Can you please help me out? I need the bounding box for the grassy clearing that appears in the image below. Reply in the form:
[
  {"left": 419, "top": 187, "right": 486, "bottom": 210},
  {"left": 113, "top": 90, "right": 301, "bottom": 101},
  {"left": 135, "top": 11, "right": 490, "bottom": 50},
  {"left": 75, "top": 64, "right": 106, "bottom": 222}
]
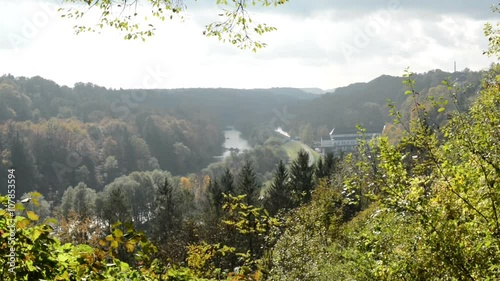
[{"left": 282, "top": 140, "right": 320, "bottom": 164}]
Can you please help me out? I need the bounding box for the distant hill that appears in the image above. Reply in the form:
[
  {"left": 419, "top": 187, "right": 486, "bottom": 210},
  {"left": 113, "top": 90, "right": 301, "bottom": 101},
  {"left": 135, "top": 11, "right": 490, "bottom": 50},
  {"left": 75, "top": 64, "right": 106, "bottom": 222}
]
[
  {"left": 259, "top": 87, "right": 317, "bottom": 100},
  {"left": 299, "top": 88, "right": 337, "bottom": 95},
  {"left": 288, "top": 69, "right": 484, "bottom": 138},
  {"left": 299, "top": 88, "right": 325, "bottom": 95}
]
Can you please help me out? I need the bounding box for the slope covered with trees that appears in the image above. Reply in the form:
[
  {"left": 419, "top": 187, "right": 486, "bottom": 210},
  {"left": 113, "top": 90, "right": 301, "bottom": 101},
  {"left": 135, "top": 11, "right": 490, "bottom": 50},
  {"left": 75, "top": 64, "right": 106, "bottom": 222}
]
[
  {"left": 288, "top": 69, "right": 483, "bottom": 144},
  {"left": 0, "top": 76, "right": 313, "bottom": 198}
]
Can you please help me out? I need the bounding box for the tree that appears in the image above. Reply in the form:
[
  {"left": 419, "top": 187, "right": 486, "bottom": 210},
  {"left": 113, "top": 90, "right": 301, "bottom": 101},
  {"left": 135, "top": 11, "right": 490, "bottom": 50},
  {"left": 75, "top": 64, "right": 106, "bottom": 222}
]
[
  {"left": 60, "top": 182, "right": 97, "bottom": 219},
  {"left": 300, "top": 123, "right": 314, "bottom": 145},
  {"left": 338, "top": 57, "right": 500, "bottom": 278},
  {"left": 208, "top": 178, "right": 223, "bottom": 220},
  {"left": 7, "top": 129, "right": 39, "bottom": 195},
  {"left": 96, "top": 184, "right": 132, "bottom": 227},
  {"left": 235, "top": 160, "right": 260, "bottom": 206},
  {"left": 152, "top": 177, "right": 178, "bottom": 241},
  {"left": 315, "top": 152, "right": 338, "bottom": 180},
  {"left": 289, "top": 149, "right": 314, "bottom": 205},
  {"left": 265, "top": 159, "right": 292, "bottom": 215},
  {"left": 315, "top": 156, "right": 325, "bottom": 179},
  {"left": 0, "top": 82, "right": 33, "bottom": 121},
  {"left": 75, "top": 165, "right": 90, "bottom": 184},
  {"left": 219, "top": 167, "right": 235, "bottom": 195},
  {"left": 484, "top": 4, "right": 500, "bottom": 60},
  {"left": 103, "top": 155, "right": 120, "bottom": 184},
  {"left": 59, "top": 0, "right": 289, "bottom": 51}
]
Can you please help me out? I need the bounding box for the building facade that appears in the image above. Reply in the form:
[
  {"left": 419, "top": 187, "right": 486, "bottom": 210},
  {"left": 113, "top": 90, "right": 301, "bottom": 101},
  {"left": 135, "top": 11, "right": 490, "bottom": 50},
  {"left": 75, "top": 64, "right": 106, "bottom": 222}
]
[{"left": 316, "top": 126, "right": 385, "bottom": 155}]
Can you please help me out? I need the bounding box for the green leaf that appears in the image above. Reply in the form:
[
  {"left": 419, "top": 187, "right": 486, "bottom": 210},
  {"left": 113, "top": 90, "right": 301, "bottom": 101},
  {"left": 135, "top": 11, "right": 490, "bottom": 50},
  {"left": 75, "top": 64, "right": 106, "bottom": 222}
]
[
  {"left": 438, "top": 107, "right": 445, "bottom": 113},
  {"left": 57, "top": 253, "right": 71, "bottom": 262}
]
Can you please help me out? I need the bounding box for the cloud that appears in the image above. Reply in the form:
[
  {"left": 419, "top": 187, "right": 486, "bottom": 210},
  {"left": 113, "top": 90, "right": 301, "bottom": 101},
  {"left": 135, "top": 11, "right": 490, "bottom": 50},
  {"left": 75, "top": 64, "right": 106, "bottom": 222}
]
[
  {"left": 0, "top": 0, "right": 497, "bottom": 90},
  {"left": 267, "top": 0, "right": 499, "bottom": 20}
]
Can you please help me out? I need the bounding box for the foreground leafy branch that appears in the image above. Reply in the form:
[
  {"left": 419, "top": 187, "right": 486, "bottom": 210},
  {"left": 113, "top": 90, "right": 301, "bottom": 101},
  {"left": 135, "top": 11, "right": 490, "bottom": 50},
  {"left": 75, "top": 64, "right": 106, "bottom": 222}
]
[{"left": 59, "top": 0, "right": 288, "bottom": 51}]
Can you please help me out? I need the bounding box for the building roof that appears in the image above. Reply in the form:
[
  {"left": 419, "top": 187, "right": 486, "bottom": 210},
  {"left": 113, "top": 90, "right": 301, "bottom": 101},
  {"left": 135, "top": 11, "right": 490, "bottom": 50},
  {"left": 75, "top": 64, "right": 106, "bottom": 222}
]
[{"left": 329, "top": 125, "right": 385, "bottom": 135}]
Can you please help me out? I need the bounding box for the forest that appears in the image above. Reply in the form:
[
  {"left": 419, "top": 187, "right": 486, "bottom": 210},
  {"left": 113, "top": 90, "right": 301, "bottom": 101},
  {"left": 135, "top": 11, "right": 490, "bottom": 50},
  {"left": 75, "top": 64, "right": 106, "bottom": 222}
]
[{"left": 1, "top": 1, "right": 500, "bottom": 281}]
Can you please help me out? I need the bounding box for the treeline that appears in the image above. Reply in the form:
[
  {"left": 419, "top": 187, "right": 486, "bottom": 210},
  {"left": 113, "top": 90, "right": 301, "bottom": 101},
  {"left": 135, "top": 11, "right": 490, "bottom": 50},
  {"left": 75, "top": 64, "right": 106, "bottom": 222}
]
[
  {"left": 288, "top": 68, "right": 483, "bottom": 144},
  {"left": 0, "top": 113, "right": 223, "bottom": 199},
  {"left": 0, "top": 76, "right": 314, "bottom": 200},
  {"left": 1, "top": 68, "right": 484, "bottom": 201}
]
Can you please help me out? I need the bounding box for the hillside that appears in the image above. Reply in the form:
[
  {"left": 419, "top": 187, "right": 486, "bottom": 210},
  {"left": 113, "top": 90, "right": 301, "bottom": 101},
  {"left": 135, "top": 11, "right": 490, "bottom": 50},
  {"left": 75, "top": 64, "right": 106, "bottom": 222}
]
[{"left": 286, "top": 69, "right": 483, "bottom": 141}]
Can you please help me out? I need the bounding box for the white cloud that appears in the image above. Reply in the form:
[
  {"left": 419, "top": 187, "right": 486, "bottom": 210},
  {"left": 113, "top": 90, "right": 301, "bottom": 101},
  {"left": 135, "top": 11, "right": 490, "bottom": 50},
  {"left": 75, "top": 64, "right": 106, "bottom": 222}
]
[{"left": 0, "top": 0, "right": 497, "bottom": 90}]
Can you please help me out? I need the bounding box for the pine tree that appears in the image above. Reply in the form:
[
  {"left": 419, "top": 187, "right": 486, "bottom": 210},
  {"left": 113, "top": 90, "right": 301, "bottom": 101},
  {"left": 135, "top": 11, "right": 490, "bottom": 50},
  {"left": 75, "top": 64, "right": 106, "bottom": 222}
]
[
  {"left": 208, "top": 178, "right": 223, "bottom": 219},
  {"left": 324, "top": 152, "right": 337, "bottom": 175},
  {"left": 236, "top": 160, "right": 260, "bottom": 206},
  {"left": 153, "top": 177, "right": 177, "bottom": 240},
  {"left": 219, "top": 167, "right": 235, "bottom": 195},
  {"left": 9, "top": 130, "right": 39, "bottom": 195},
  {"left": 315, "top": 156, "right": 325, "bottom": 179},
  {"left": 316, "top": 152, "right": 338, "bottom": 180},
  {"left": 265, "top": 160, "right": 291, "bottom": 215},
  {"left": 289, "top": 149, "right": 314, "bottom": 205}
]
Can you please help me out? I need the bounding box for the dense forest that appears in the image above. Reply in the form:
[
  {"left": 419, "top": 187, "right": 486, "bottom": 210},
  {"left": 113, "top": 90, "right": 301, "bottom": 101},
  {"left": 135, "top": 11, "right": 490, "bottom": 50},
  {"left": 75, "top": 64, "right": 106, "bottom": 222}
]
[
  {"left": 0, "top": 63, "right": 498, "bottom": 280},
  {"left": 1, "top": 2, "right": 500, "bottom": 280}
]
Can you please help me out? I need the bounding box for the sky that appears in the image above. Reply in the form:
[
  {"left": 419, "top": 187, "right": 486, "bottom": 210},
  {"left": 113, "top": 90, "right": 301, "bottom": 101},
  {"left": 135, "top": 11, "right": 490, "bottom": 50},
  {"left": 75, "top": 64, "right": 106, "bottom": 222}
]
[{"left": 0, "top": 0, "right": 498, "bottom": 90}]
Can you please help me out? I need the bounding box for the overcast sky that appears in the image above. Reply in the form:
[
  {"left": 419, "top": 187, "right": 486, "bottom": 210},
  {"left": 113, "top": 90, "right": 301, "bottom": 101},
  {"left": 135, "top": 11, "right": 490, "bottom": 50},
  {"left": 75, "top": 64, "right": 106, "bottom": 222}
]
[{"left": 0, "top": 0, "right": 498, "bottom": 90}]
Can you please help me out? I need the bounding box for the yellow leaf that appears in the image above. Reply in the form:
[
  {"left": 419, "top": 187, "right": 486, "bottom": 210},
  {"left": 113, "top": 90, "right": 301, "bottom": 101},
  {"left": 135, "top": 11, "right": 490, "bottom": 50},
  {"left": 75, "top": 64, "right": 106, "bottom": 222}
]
[
  {"left": 113, "top": 228, "right": 124, "bottom": 238},
  {"left": 32, "top": 229, "right": 42, "bottom": 241},
  {"left": 125, "top": 242, "right": 135, "bottom": 253},
  {"left": 16, "top": 217, "right": 30, "bottom": 229},
  {"left": 26, "top": 211, "right": 39, "bottom": 221},
  {"left": 44, "top": 217, "right": 58, "bottom": 225}
]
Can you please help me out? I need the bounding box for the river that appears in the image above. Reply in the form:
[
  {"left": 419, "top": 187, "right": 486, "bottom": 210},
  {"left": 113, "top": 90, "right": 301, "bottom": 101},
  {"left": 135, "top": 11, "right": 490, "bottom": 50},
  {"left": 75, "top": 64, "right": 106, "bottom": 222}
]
[{"left": 221, "top": 128, "right": 251, "bottom": 158}]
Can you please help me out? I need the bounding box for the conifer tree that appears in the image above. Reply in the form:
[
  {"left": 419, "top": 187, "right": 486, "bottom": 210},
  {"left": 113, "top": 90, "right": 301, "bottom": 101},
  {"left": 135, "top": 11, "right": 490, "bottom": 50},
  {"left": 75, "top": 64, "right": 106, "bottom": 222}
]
[
  {"left": 236, "top": 160, "right": 260, "bottom": 206},
  {"left": 219, "top": 167, "right": 235, "bottom": 195},
  {"left": 265, "top": 160, "right": 291, "bottom": 215},
  {"left": 208, "top": 178, "right": 223, "bottom": 219},
  {"left": 153, "top": 177, "right": 177, "bottom": 240},
  {"left": 316, "top": 152, "right": 338, "bottom": 180},
  {"left": 289, "top": 149, "right": 314, "bottom": 205}
]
